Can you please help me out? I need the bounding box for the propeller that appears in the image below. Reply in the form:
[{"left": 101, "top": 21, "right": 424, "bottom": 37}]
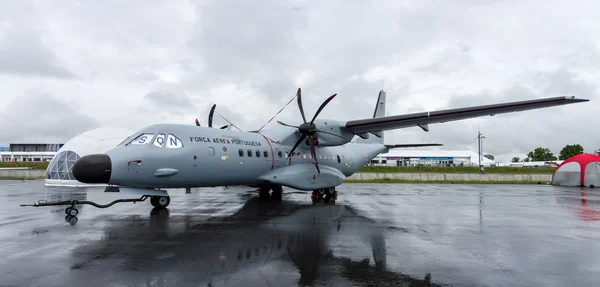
[
  {"left": 208, "top": 104, "right": 216, "bottom": 127},
  {"left": 277, "top": 88, "right": 338, "bottom": 173},
  {"left": 196, "top": 104, "right": 230, "bottom": 129}
]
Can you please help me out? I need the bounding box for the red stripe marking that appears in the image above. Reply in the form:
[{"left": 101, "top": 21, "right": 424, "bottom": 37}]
[{"left": 259, "top": 134, "right": 275, "bottom": 170}]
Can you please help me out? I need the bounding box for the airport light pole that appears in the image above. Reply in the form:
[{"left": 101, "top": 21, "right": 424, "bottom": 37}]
[{"left": 476, "top": 131, "right": 486, "bottom": 174}]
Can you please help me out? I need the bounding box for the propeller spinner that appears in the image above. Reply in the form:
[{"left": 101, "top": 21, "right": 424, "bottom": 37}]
[{"left": 277, "top": 88, "right": 338, "bottom": 173}]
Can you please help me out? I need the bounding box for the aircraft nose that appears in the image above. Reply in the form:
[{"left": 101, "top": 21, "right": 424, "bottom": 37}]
[{"left": 72, "top": 154, "right": 112, "bottom": 184}]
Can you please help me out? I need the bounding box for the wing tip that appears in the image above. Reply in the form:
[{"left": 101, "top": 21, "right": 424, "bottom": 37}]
[{"left": 565, "top": 96, "right": 590, "bottom": 103}]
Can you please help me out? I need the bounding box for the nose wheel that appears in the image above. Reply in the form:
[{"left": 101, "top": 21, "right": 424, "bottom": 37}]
[
  {"left": 150, "top": 196, "right": 170, "bottom": 209},
  {"left": 65, "top": 207, "right": 79, "bottom": 217}
]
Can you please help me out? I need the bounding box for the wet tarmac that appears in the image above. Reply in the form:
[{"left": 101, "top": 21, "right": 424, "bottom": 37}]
[{"left": 1, "top": 181, "right": 600, "bottom": 287}]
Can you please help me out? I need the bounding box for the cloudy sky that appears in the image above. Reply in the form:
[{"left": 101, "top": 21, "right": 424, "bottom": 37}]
[{"left": 0, "top": 0, "right": 598, "bottom": 162}]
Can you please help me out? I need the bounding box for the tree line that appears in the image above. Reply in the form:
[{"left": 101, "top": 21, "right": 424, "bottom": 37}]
[
  {"left": 481, "top": 144, "right": 588, "bottom": 163},
  {"left": 509, "top": 144, "right": 585, "bottom": 162}
]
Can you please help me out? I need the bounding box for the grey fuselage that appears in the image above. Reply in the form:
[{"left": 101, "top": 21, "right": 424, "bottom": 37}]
[{"left": 105, "top": 123, "right": 386, "bottom": 190}]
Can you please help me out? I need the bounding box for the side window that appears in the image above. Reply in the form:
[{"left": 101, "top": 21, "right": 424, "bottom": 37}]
[
  {"left": 129, "top": 133, "right": 154, "bottom": 145},
  {"left": 166, "top": 134, "right": 183, "bottom": 148},
  {"left": 285, "top": 152, "right": 289, "bottom": 158},
  {"left": 208, "top": 147, "right": 215, "bottom": 156},
  {"left": 153, "top": 134, "right": 165, "bottom": 147},
  {"left": 255, "top": 150, "right": 260, "bottom": 157},
  {"left": 238, "top": 149, "right": 244, "bottom": 157},
  {"left": 278, "top": 151, "right": 283, "bottom": 158},
  {"left": 263, "top": 150, "right": 268, "bottom": 157},
  {"left": 247, "top": 149, "right": 252, "bottom": 157},
  {"left": 337, "top": 154, "right": 341, "bottom": 163}
]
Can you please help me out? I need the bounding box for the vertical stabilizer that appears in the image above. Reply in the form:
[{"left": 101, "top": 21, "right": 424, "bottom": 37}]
[{"left": 355, "top": 90, "right": 386, "bottom": 144}]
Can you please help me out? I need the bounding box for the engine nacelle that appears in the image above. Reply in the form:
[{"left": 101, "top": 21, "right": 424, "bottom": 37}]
[{"left": 311, "top": 119, "right": 355, "bottom": 146}]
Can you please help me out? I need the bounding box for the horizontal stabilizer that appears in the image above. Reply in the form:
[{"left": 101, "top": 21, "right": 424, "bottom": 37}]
[{"left": 385, "top": 143, "right": 443, "bottom": 148}]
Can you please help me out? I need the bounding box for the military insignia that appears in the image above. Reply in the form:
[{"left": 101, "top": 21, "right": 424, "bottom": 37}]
[{"left": 220, "top": 153, "right": 230, "bottom": 164}]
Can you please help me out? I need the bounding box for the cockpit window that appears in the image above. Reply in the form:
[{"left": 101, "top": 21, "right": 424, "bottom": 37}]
[
  {"left": 153, "top": 134, "right": 165, "bottom": 147},
  {"left": 166, "top": 134, "right": 183, "bottom": 148},
  {"left": 129, "top": 133, "right": 155, "bottom": 145}
]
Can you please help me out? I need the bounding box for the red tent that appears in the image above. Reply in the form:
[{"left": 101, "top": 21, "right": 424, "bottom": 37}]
[{"left": 552, "top": 154, "right": 600, "bottom": 187}]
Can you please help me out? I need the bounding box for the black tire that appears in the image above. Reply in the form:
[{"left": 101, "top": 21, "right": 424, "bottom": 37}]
[
  {"left": 68, "top": 208, "right": 79, "bottom": 216},
  {"left": 271, "top": 186, "right": 283, "bottom": 201},
  {"left": 65, "top": 207, "right": 72, "bottom": 215},
  {"left": 150, "top": 196, "right": 158, "bottom": 207},
  {"left": 258, "top": 187, "right": 271, "bottom": 201},
  {"left": 152, "top": 196, "right": 170, "bottom": 209}
]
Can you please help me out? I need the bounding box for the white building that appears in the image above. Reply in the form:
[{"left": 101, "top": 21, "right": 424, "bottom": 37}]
[
  {"left": 0, "top": 143, "right": 62, "bottom": 162},
  {"left": 45, "top": 127, "right": 133, "bottom": 187},
  {"left": 371, "top": 149, "right": 496, "bottom": 167}
]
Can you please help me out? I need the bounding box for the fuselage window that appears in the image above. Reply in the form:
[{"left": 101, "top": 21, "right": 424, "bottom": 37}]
[
  {"left": 153, "top": 134, "right": 165, "bottom": 147},
  {"left": 277, "top": 151, "right": 283, "bottom": 158},
  {"left": 337, "top": 154, "right": 341, "bottom": 163},
  {"left": 129, "top": 133, "right": 154, "bottom": 145},
  {"left": 166, "top": 134, "right": 183, "bottom": 148},
  {"left": 285, "top": 152, "right": 289, "bottom": 158},
  {"left": 238, "top": 149, "right": 244, "bottom": 157},
  {"left": 209, "top": 147, "right": 215, "bottom": 156},
  {"left": 247, "top": 149, "right": 252, "bottom": 157},
  {"left": 263, "top": 150, "right": 268, "bottom": 157},
  {"left": 255, "top": 150, "right": 260, "bottom": 157}
]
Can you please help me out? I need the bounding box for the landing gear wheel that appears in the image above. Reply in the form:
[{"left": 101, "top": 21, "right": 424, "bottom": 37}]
[
  {"left": 271, "top": 186, "right": 283, "bottom": 201},
  {"left": 150, "top": 196, "right": 170, "bottom": 209},
  {"left": 65, "top": 215, "right": 78, "bottom": 225},
  {"left": 258, "top": 187, "right": 271, "bottom": 201},
  {"left": 312, "top": 187, "right": 337, "bottom": 205},
  {"left": 311, "top": 190, "right": 320, "bottom": 204},
  {"left": 65, "top": 207, "right": 79, "bottom": 216}
]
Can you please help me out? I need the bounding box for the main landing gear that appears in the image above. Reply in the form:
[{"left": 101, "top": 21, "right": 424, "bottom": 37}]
[
  {"left": 311, "top": 187, "right": 337, "bottom": 205},
  {"left": 258, "top": 185, "right": 283, "bottom": 201}
]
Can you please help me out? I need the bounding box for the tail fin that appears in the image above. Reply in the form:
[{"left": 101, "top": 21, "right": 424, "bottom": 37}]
[{"left": 355, "top": 90, "right": 386, "bottom": 144}]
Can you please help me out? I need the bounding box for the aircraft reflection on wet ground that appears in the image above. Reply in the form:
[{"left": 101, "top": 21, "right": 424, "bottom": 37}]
[
  {"left": 66, "top": 198, "right": 436, "bottom": 286},
  {"left": 3, "top": 181, "right": 600, "bottom": 286}
]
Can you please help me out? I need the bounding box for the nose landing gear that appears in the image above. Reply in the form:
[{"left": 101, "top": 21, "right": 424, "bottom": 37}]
[{"left": 150, "top": 196, "right": 170, "bottom": 209}]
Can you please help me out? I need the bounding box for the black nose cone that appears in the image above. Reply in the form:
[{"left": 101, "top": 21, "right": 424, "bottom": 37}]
[{"left": 72, "top": 154, "right": 112, "bottom": 184}]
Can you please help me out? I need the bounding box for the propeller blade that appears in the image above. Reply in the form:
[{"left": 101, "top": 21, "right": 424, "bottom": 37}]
[
  {"left": 315, "top": 128, "right": 347, "bottom": 139},
  {"left": 195, "top": 118, "right": 200, "bottom": 126},
  {"left": 308, "top": 135, "right": 320, "bottom": 173},
  {"left": 208, "top": 104, "right": 216, "bottom": 128},
  {"left": 296, "top": 88, "right": 307, "bottom": 123},
  {"left": 310, "top": 94, "right": 337, "bottom": 124},
  {"left": 287, "top": 134, "right": 307, "bottom": 160},
  {"left": 220, "top": 125, "right": 229, "bottom": 129},
  {"left": 277, "top": 121, "right": 299, "bottom": 128}
]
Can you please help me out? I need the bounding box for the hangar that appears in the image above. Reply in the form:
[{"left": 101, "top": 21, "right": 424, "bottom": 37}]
[
  {"left": 371, "top": 149, "right": 496, "bottom": 167},
  {"left": 44, "top": 127, "right": 133, "bottom": 187}
]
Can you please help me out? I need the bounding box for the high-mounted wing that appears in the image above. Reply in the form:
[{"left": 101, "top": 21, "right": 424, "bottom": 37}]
[
  {"left": 345, "top": 96, "right": 588, "bottom": 134},
  {"left": 385, "top": 143, "right": 443, "bottom": 148}
]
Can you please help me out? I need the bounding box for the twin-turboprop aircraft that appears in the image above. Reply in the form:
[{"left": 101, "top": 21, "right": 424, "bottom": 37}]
[{"left": 23, "top": 88, "right": 589, "bottom": 218}]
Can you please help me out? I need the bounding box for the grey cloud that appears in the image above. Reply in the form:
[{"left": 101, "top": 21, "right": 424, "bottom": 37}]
[
  {"left": 145, "top": 91, "right": 196, "bottom": 112},
  {"left": 412, "top": 44, "right": 473, "bottom": 75},
  {"left": 532, "top": 67, "right": 597, "bottom": 99},
  {"left": 0, "top": 25, "right": 76, "bottom": 79},
  {"left": 405, "top": 68, "right": 598, "bottom": 162},
  {"left": 0, "top": 93, "right": 99, "bottom": 143}
]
